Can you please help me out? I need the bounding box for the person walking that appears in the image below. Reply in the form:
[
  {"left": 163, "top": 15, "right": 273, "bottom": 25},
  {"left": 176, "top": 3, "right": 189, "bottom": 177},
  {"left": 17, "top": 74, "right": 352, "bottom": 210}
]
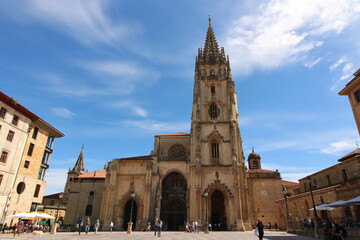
[
  {"left": 146, "top": 221, "right": 151, "bottom": 232},
  {"left": 154, "top": 218, "right": 159, "bottom": 236},
  {"left": 109, "top": 221, "right": 113, "bottom": 232},
  {"left": 256, "top": 219, "right": 264, "bottom": 240},
  {"left": 157, "top": 218, "right": 163, "bottom": 237},
  {"left": 85, "top": 217, "right": 91, "bottom": 234},
  {"left": 94, "top": 219, "right": 100, "bottom": 234},
  {"left": 78, "top": 218, "right": 85, "bottom": 235}
]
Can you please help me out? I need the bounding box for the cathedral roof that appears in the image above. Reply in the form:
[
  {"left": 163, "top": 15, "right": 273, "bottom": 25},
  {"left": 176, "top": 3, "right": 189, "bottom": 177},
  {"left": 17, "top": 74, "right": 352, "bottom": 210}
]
[
  {"left": 338, "top": 148, "right": 360, "bottom": 162},
  {"left": 281, "top": 180, "right": 299, "bottom": 187},
  {"left": 155, "top": 132, "right": 189, "bottom": 137},
  {"left": 115, "top": 155, "right": 154, "bottom": 161},
  {"left": 73, "top": 169, "right": 106, "bottom": 179},
  {"left": 247, "top": 169, "right": 275, "bottom": 173}
]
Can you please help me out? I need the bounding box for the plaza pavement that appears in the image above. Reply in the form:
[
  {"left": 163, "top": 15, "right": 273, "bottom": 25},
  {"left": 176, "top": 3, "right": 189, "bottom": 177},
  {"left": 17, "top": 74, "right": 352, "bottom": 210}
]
[{"left": 0, "top": 231, "right": 317, "bottom": 240}]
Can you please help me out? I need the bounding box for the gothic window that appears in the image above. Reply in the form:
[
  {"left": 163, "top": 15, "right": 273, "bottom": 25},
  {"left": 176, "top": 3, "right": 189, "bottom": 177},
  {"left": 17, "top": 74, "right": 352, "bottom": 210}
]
[
  {"left": 168, "top": 145, "right": 186, "bottom": 160},
  {"left": 211, "top": 86, "right": 215, "bottom": 96},
  {"left": 211, "top": 140, "right": 219, "bottom": 163},
  {"left": 85, "top": 205, "right": 93, "bottom": 216},
  {"left": 208, "top": 103, "right": 220, "bottom": 119}
]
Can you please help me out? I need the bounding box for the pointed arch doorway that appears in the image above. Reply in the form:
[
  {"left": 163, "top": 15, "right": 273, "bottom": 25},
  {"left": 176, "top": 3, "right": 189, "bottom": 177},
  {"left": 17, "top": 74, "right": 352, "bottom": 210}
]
[
  {"left": 210, "top": 190, "right": 226, "bottom": 230},
  {"left": 122, "top": 199, "right": 137, "bottom": 230},
  {"left": 161, "top": 172, "right": 187, "bottom": 231}
]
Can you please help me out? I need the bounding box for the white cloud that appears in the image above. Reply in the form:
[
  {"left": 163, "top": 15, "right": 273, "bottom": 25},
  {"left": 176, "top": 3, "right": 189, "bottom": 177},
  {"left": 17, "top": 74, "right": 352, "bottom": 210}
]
[
  {"left": 239, "top": 111, "right": 317, "bottom": 126},
  {"left": 107, "top": 100, "right": 148, "bottom": 118},
  {"left": 51, "top": 107, "right": 77, "bottom": 119},
  {"left": 320, "top": 139, "right": 358, "bottom": 155},
  {"left": 330, "top": 56, "right": 347, "bottom": 71},
  {"left": 44, "top": 168, "right": 68, "bottom": 195},
  {"left": 10, "top": 0, "right": 135, "bottom": 46},
  {"left": 116, "top": 119, "right": 189, "bottom": 133},
  {"left": 78, "top": 60, "right": 160, "bottom": 83},
  {"left": 329, "top": 57, "right": 356, "bottom": 91},
  {"left": 304, "top": 57, "right": 322, "bottom": 68},
  {"left": 224, "top": 0, "right": 360, "bottom": 75},
  {"left": 39, "top": 59, "right": 160, "bottom": 97},
  {"left": 249, "top": 128, "right": 357, "bottom": 155}
]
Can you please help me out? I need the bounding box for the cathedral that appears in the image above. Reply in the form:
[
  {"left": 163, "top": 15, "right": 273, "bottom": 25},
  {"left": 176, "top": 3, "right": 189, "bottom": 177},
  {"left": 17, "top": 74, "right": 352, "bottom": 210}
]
[
  {"left": 63, "top": 19, "right": 289, "bottom": 231},
  {"left": 100, "top": 19, "right": 251, "bottom": 231}
]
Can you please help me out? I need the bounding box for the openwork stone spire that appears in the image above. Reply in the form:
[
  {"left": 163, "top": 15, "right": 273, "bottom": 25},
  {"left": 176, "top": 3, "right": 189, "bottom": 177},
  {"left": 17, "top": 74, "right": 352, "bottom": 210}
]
[
  {"left": 197, "top": 17, "right": 227, "bottom": 65},
  {"left": 71, "top": 145, "right": 86, "bottom": 176}
]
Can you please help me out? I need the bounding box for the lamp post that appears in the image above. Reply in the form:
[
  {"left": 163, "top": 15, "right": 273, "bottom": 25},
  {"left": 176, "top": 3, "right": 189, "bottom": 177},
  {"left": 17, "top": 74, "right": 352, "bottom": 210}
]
[
  {"left": 127, "top": 191, "right": 135, "bottom": 234},
  {"left": 203, "top": 191, "right": 209, "bottom": 234},
  {"left": 306, "top": 176, "right": 319, "bottom": 238},
  {"left": 55, "top": 192, "right": 64, "bottom": 222},
  {"left": 282, "top": 186, "right": 289, "bottom": 232}
]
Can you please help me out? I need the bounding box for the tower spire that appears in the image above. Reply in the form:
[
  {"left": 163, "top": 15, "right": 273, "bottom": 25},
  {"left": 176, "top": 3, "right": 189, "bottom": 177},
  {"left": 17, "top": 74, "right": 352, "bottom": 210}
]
[
  {"left": 196, "top": 17, "right": 226, "bottom": 65},
  {"left": 71, "top": 144, "right": 86, "bottom": 176}
]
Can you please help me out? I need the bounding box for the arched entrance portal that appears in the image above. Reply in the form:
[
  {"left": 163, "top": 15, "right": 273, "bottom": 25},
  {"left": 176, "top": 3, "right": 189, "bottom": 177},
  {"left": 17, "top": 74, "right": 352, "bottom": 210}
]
[
  {"left": 122, "top": 199, "right": 137, "bottom": 230},
  {"left": 161, "top": 172, "right": 187, "bottom": 231},
  {"left": 211, "top": 190, "right": 226, "bottom": 230}
]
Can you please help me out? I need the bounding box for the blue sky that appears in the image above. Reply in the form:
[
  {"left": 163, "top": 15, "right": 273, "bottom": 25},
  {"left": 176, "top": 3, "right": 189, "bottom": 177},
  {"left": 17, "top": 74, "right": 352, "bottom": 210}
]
[{"left": 1, "top": 0, "right": 359, "bottom": 195}]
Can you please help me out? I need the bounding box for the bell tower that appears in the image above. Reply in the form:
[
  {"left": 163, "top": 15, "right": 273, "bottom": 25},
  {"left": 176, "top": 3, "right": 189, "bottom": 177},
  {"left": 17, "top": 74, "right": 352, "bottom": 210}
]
[{"left": 189, "top": 18, "right": 251, "bottom": 230}]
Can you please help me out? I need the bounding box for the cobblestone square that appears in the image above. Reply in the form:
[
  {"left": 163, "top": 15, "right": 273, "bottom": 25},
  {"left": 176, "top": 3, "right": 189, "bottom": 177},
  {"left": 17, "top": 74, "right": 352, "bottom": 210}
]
[{"left": 0, "top": 231, "right": 317, "bottom": 240}]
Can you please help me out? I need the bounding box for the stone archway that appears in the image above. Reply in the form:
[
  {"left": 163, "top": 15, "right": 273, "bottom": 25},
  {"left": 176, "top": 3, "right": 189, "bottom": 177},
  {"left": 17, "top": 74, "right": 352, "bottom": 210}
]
[
  {"left": 210, "top": 190, "right": 226, "bottom": 230},
  {"left": 160, "top": 172, "right": 187, "bottom": 231},
  {"left": 122, "top": 199, "right": 137, "bottom": 230}
]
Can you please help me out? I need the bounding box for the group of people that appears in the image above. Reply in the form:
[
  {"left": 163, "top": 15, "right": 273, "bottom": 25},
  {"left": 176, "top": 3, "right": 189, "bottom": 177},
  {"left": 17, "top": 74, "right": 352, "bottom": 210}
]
[
  {"left": 76, "top": 218, "right": 100, "bottom": 234},
  {"left": 185, "top": 221, "right": 199, "bottom": 233},
  {"left": 323, "top": 220, "right": 347, "bottom": 240}
]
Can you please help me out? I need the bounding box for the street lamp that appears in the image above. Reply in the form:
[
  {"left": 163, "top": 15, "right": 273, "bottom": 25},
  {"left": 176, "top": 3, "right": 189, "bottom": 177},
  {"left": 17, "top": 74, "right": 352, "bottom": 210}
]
[
  {"left": 55, "top": 192, "right": 64, "bottom": 222},
  {"left": 306, "top": 176, "right": 319, "bottom": 238},
  {"left": 127, "top": 191, "right": 135, "bottom": 234},
  {"left": 203, "top": 191, "right": 209, "bottom": 234},
  {"left": 282, "top": 186, "right": 289, "bottom": 232}
]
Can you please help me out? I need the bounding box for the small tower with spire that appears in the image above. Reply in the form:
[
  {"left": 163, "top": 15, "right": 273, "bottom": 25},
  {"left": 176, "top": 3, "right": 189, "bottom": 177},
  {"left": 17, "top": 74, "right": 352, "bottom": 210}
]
[
  {"left": 68, "top": 145, "right": 86, "bottom": 176},
  {"left": 63, "top": 145, "right": 87, "bottom": 206}
]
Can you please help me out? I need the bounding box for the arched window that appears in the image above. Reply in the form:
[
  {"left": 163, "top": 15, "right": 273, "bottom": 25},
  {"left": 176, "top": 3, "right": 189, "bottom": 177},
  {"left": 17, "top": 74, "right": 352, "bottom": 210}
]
[
  {"left": 208, "top": 104, "right": 220, "bottom": 119},
  {"left": 85, "top": 205, "right": 93, "bottom": 216},
  {"left": 211, "top": 86, "right": 215, "bottom": 96},
  {"left": 211, "top": 140, "right": 219, "bottom": 163}
]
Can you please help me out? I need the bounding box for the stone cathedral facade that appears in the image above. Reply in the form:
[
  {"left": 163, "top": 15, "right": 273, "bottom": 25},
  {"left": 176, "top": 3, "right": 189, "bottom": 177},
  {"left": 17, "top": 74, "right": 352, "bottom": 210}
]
[{"left": 100, "top": 20, "right": 253, "bottom": 231}]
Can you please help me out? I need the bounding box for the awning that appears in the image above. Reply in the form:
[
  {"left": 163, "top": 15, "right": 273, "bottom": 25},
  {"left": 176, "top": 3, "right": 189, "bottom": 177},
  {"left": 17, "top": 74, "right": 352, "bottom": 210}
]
[{"left": 309, "top": 203, "right": 334, "bottom": 211}]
